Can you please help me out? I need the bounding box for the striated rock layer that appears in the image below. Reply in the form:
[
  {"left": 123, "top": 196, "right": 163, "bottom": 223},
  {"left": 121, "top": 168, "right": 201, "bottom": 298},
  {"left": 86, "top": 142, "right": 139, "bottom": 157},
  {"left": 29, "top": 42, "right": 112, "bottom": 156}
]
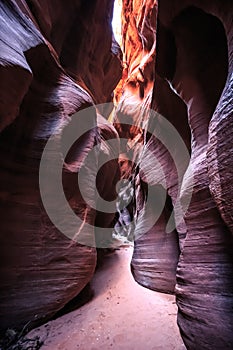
[
  {"left": 158, "top": 2, "right": 233, "bottom": 349},
  {"left": 1, "top": 0, "right": 233, "bottom": 348},
  {"left": 117, "top": 0, "right": 233, "bottom": 348},
  {"left": 115, "top": 0, "right": 186, "bottom": 295},
  {"left": 129, "top": 1, "right": 233, "bottom": 349},
  {"left": 0, "top": 0, "right": 121, "bottom": 332}
]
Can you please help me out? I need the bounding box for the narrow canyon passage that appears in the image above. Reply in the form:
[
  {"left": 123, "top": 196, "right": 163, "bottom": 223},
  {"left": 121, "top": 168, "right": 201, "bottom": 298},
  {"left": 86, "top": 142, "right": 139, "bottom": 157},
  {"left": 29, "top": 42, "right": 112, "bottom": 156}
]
[
  {"left": 1, "top": 0, "right": 233, "bottom": 349},
  {"left": 28, "top": 247, "right": 185, "bottom": 350}
]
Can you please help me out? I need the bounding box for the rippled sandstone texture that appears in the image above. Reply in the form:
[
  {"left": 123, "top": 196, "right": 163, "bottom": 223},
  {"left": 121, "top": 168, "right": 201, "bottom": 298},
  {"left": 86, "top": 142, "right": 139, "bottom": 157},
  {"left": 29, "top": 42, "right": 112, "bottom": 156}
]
[
  {"left": 0, "top": 0, "right": 121, "bottom": 332},
  {"left": 1, "top": 0, "right": 233, "bottom": 349},
  {"left": 158, "top": 2, "right": 233, "bottom": 349},
  {"left": 114, "top": 0, "right": 185, "bottom": 295},
  {"left": 116, "top": 0, "right": 233, "bottom": 349}
]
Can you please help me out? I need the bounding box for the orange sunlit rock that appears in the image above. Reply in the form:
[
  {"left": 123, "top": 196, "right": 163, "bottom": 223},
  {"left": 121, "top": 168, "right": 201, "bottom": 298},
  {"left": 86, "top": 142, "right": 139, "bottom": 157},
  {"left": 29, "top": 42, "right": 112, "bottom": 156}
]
[
  {"left": 113, "top": 0, "right": 157, "bottom": 177},
  {"left": 114, "top": 0, "right": 158, "bottom": 104}
]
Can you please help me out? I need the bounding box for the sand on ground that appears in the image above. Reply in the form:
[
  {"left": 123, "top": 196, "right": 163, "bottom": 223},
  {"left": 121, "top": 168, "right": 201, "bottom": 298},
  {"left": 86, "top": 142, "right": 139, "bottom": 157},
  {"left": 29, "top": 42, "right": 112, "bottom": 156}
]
[{"left": 28, "top": 247, "right": 186, "bottom": 350}]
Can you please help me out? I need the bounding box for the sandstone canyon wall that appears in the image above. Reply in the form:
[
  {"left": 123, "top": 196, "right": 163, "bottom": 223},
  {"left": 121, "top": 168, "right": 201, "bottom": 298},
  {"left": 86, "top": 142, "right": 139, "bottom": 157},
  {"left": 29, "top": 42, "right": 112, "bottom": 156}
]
[
  {"left": 115, "top": 0, "right": 233, "bottom": 349},
  {"left": 0, "top": 0, "right": 121, "bottom": 332},
  {"left": 156, "top": 2, "right": 233, "bottom": 349},
  {"left": 1, "top": 0, "right": 233, "bottom": 349}
]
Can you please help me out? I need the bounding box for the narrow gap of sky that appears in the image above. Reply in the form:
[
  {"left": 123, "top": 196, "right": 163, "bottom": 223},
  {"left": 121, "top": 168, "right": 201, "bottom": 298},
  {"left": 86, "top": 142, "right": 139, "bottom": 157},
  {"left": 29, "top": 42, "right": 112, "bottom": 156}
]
[{"left": 112, "top": 0, "right": 122, "bottom": 48}]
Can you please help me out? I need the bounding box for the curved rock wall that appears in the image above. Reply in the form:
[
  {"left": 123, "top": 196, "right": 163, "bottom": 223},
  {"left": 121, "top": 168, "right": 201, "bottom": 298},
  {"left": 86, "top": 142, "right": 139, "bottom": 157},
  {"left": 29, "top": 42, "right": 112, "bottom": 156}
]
[
  {"left": 112, "top": 1, "right": 177, "bottom": 293},
  {"left": 139, "top": 0, "right": 233, "bottom": 348},
  {"left": 25, "top": 0, "right": 122, "bottom": 104},
  {"left": 131, "top": 73, "right": 190, "bottom": 294},
  {"left": 1, "top": 0, "right": 233, "bottom": 348},
  {"left": 207, "top": 11, "right": 233, "bottom": 235},
  {"left": 115, "top": 0, "right": 188, "bottom": 295},
  {"left": 0, "top": 0, "right": 121, "bottom": 332},
  {"left": 117, "top": 0, "right": 233, "bottom": 348},
  {"left": 114, "top": 0, "right": 157, "bottom": 141}
]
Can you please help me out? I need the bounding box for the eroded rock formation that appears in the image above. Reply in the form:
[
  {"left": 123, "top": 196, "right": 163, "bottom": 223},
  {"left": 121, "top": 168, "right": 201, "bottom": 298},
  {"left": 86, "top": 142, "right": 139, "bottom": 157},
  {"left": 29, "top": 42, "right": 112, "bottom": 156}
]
[
  {"left": 116, "top": 0, "right": 233, "bottom": 348},
  {"left": 157, "top": 2, "right": 233, "bottom": 349},
  {"left": 1, "top": 0, "right": 233, "bottom": 349},
  {"left": 0, "top": 0, "right": 121, "bottom": 332},
  {"left": 114, "top": 0, "right": 186, "bottom": 295}
]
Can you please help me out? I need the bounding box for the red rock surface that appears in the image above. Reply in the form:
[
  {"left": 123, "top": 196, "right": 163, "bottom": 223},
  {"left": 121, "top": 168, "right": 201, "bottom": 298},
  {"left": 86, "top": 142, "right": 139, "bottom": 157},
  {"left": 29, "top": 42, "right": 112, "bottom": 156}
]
[
  {"left": 157, "top": 2, "right": 233, "bottom": 349},
  {"left": 143, "top": 1, "right": 232, "bottom": 349},
  {"left": 115, "top": 0, "right": 233, "bottom": 348},
  {"left": 0, "top": 0, "right": 121, "bottom": 332},
  {"left": 1, "top": 0, "right": 233, "bottom": 349},
  {"left": 114, "top": 0, "right": 184, "bottom": 295}
]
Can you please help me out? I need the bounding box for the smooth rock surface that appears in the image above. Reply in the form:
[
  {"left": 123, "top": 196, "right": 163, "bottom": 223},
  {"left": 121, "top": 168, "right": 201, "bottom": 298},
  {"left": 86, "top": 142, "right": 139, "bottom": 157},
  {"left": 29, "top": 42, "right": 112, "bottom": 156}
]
[{"left": 0, "top": 0, "right": 121, "bottom": 331}]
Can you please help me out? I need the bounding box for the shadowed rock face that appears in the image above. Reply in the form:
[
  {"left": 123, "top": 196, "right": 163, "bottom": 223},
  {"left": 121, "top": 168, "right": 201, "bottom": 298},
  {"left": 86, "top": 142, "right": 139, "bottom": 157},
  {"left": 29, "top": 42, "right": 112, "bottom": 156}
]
[
  {"left": 114, "top": 0, "right": 185, "bottom": 295},
  {"left": 1, "top": 0, "right": 233, "bottom": 348},
  {"left": 117, "top": 0, "right": 233, "bottom": 348},
  {"left": 119, "top": 1, "right": 233, "bottom": 342},
  {"left": 157, "top": 3, "right": 233, "bottom": 349},
  {"left": 0, "top": 0, "right": 121, "bottom": 331}
]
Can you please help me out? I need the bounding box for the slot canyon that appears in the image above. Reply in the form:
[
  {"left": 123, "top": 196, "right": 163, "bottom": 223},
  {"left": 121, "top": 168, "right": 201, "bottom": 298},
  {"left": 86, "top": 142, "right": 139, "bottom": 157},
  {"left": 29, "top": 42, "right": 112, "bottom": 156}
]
[{"left": 0, "top": 0, "right": 233, "bottom": 349}]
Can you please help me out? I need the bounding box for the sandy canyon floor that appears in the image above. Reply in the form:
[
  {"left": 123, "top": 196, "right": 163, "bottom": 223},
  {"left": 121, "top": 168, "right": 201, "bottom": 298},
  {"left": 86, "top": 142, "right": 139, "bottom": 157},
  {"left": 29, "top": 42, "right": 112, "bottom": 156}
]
[{"left": 28, "top": 247, "right": 186, "bottom": 350}]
